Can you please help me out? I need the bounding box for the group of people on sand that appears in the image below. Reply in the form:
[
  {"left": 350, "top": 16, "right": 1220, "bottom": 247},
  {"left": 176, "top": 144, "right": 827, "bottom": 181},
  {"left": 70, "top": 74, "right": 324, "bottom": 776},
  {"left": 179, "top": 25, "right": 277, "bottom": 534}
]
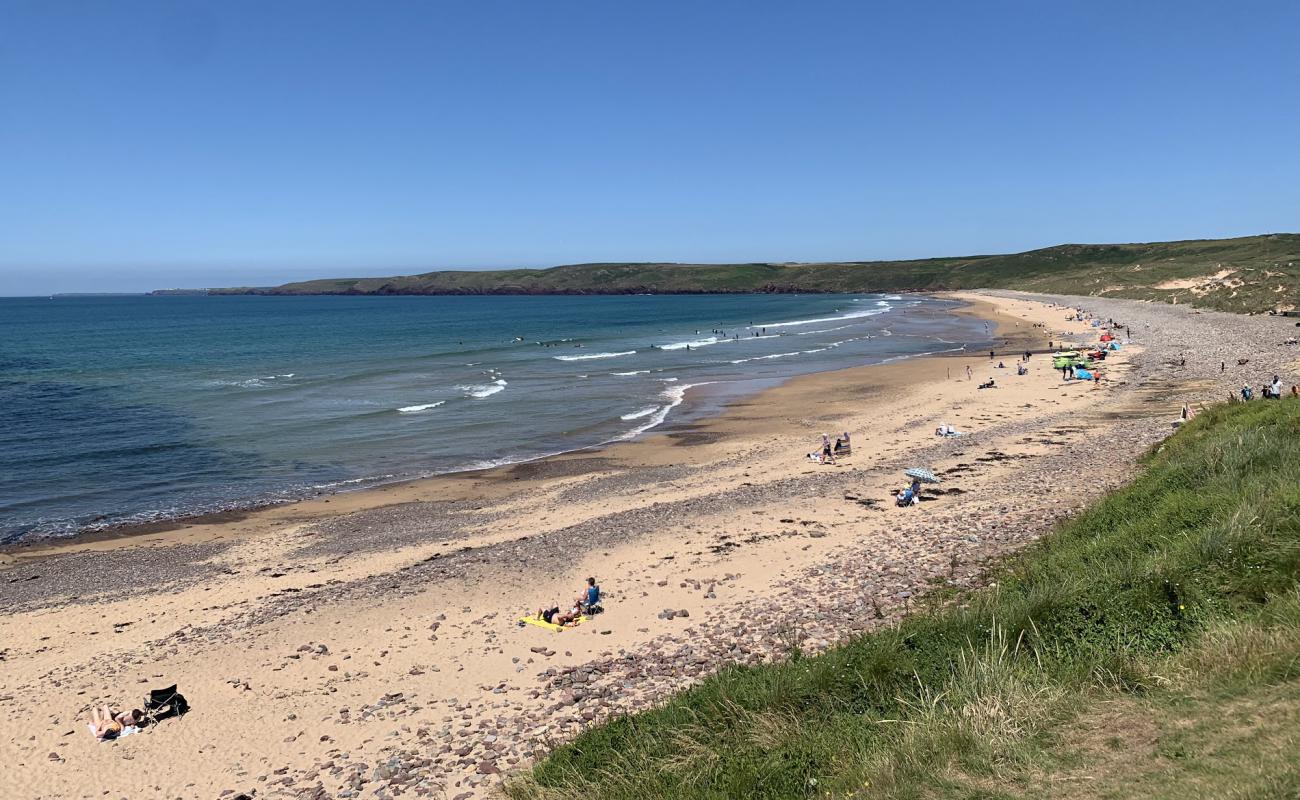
[
  {"left": 1242, "top": 375, "right": 1298, "bottom": 401},
  {"left": 808, "top": 432, "right": 851, "bottom": 464},
  {"left": 535, "top": 577, "right": 602, "bottom": 628}
]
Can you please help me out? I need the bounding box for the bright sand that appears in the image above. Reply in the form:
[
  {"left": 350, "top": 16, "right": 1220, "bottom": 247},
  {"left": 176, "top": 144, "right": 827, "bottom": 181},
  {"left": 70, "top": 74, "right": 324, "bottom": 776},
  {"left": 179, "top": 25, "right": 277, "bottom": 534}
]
[{"left": 0, "top": 293, "right": 1148, "bottom": 799}]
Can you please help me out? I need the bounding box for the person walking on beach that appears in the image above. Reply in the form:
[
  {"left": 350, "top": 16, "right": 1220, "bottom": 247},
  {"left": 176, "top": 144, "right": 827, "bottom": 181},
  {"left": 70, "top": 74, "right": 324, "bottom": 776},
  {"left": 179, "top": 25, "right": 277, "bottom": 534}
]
[{"left": 965, "top": 365, "right": 972, "bottom": 381}]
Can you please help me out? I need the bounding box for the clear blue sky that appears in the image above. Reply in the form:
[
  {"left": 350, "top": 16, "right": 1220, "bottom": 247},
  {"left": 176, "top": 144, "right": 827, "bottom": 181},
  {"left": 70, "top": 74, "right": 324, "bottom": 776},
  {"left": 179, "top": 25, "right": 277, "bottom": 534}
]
[{"left": 2, "top": 1, "right": 1297, "bottom": 295}]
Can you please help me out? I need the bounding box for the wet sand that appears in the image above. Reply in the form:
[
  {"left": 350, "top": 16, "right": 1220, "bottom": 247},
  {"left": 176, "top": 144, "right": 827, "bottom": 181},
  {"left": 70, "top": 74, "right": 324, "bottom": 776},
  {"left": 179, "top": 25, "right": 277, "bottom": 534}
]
[{"left": 2, "top": 291, "right": 1295, "bottom": 799}]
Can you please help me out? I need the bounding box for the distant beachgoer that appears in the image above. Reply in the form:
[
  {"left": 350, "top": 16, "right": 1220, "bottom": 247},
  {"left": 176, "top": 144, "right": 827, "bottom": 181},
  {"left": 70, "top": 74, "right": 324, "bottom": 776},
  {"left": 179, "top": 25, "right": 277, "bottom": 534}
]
[
  {"left": 89, "top": 706, "right": 142, "bottom": 741},
  {"left": 821, "top": 434, "right": 835, "bottom": 464},
  {"left": 989, "top": 350, "right": 995, "bottom": 359},
  {"left": 555, "top": 602, "right": 583, "bottom": 626},
  {"left": 1271, "top": 376, "right": 1283, "bottom": 398},
  {"left": 965, "top": 365, "right": 972, "bottom": 381},
  {"left": 833, "top": 432, "right": 851, "bottom": 454},
  {"left": 1241, "top": 385, "right": 1253, "bottom": 401},
  {"left": 1017, "top": 364, "right": 1028, "bottom": 376},
  {"left": 537, "top": 603, "right": 581, "bottom": 626},
  {"left": 580, "top": 577, "right": 601, "bottom": 611},
  {"left": 1292, "top": 385, "right": 1299, "bottom": 398}
]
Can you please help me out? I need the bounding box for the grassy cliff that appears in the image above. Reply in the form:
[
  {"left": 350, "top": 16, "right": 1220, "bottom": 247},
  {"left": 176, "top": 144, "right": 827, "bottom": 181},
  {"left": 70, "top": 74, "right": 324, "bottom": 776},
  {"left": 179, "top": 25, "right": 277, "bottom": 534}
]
[
  {"left": 203, "top": 233, "right": 1300, "bottom": 313},
  {"left": 507, "top": 398, "right": 1300, "bottom": 799}
]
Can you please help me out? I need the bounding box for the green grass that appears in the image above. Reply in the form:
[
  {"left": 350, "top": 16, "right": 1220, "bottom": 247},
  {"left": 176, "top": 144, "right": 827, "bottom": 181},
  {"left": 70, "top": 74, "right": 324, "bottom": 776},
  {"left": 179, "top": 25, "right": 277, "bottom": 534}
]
[
  {"left": 505, "top": 398, "right": 1300, "bottom": 799},
  {"left": 205, "top": 233, "right": 1300, "bottom": 314}
]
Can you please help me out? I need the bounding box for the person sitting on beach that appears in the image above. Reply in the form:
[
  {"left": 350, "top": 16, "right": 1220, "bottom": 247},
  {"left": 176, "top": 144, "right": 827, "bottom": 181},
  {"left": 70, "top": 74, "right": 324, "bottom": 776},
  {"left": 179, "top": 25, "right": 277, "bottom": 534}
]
[
  {"left": 89, "top": 706, "right": 142, "bottom": 741},
  {"left": 833, "top": 432, "right": 851, "bottom": 454},
  {"left": 578, "top": 577, "right": 601, "bottom": 613},
  {"left": 1016, "top": 363, "right": 1028, "bottom": 376},
  {"left": 978, "top": 378, "right": 996, "bottom": 389},
  {"left": 896, "top": 479, "right": 922, "bottom": 507}
]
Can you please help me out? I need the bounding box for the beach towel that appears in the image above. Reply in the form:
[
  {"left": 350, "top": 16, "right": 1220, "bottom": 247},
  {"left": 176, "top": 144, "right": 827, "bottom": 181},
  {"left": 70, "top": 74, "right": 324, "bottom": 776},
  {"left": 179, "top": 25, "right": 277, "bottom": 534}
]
[{"left": 519, "top": 615, "right": 585, "bottom": 632}]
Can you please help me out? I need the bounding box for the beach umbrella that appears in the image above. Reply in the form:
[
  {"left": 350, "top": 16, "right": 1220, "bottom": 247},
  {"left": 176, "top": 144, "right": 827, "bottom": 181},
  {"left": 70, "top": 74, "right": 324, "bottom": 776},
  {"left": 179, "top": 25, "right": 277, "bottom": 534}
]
[{"left": 904, "top": 467, "right": 941, "bottom": 484}]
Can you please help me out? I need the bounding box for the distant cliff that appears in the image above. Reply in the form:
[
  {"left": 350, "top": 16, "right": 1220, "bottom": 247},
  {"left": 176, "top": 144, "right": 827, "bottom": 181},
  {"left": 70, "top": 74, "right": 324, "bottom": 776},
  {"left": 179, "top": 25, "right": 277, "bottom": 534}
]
[{"left": 155, "top": 233, "right": 1300, "bottom": 313}]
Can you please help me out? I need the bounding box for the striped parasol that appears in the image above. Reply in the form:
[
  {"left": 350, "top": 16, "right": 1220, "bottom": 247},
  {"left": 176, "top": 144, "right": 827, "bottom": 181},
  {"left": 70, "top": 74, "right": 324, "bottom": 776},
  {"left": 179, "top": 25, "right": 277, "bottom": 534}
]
[{"left": 904, "top": 467, "right": 941, "bottom": 484}]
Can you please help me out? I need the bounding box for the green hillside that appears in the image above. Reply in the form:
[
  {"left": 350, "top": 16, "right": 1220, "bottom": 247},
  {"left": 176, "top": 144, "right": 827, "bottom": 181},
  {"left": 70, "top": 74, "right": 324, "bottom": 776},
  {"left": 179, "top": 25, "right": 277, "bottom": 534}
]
[
  {"left": 198, "top": 233, "right": 1300, "bottom": 313},
  {"left": 508, "top": 398, "right": 1300, "bottom": 800}
]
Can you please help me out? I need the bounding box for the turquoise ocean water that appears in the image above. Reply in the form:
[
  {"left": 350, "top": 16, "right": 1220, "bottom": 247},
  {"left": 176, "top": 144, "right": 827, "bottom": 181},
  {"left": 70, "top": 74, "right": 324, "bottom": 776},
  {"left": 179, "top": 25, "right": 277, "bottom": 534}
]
[{"left": 0, "top": 293, "right": 989, "bottom": 543}]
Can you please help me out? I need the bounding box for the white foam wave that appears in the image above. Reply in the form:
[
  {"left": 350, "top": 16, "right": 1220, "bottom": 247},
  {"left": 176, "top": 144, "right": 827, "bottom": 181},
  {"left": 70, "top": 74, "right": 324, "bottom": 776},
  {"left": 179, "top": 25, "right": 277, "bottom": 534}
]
[
  {"left": 616, "top": 381, "right": 710, "bottom": 440},
  {"left": 620, "top": 407, "right": 659, "bottom": 421},
  {"left": 730, "top": 351, "right": 803, "bottom": 364},
  {"left": 793, "top": 324, "right": 854, "bottom": 336},
  {"left": 611, "top": 370, "right": 651, "bottom": 376},
  {"left": 553, "top": 350, "right": 636, "bottom": 361},
  {"left": 208, "top": 378, "right": 267, "bottom": 389},
  {"left": 752, "top": 305, "right": 891, "bottom": 330},
  {"left": 397, "top": 401, "right": 446, "bottom": 413},
  {"left": 659, "top": 337, "right": 731, "bottom": 351},
  {"left": 459, "top": 378, "right": 508, "bottom": 398}
]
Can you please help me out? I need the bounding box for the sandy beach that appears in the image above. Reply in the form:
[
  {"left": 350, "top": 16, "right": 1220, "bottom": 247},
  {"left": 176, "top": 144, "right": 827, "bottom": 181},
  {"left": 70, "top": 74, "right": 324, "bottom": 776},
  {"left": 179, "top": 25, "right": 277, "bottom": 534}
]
[{"left": 3, "top": 291, "right": 1297, "bottom": 800}]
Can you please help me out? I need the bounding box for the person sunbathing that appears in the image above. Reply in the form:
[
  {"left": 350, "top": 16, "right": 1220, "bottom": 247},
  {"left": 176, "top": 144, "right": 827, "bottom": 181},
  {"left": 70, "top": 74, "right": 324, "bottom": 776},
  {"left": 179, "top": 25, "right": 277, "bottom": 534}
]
[
  {"left": 555, "top": 602, "right": 583, "bottom": 626},
  {"left": 537, "top": 601, "right": 583, "bottom": 627},
  {"left": 89, "top": 706, "right": 142, "bottom": 740}
]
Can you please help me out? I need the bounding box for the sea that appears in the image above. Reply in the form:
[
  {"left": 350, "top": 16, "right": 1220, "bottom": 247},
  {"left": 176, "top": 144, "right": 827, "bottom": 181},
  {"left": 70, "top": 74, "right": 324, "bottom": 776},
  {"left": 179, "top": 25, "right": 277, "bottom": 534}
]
[{"left": 0, "top": 293, "right": 992, "bottom": 544}]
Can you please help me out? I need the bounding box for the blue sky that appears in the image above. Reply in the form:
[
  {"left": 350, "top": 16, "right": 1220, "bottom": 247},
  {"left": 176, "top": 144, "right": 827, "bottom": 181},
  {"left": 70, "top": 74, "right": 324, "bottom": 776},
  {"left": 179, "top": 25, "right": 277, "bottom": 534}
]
[{"left": 1, "top": 1, "right": 1297, "bottom": 295}]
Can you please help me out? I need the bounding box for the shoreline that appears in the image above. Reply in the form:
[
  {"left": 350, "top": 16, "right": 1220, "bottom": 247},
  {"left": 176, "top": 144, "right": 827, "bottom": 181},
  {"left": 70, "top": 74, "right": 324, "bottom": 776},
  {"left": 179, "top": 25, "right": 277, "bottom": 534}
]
[
  {"left": 8, "top": 291, "right": 1286, "bottom": 799},
  {"left": 1, "top": 293, "right": 1032, "bottom": 562}
]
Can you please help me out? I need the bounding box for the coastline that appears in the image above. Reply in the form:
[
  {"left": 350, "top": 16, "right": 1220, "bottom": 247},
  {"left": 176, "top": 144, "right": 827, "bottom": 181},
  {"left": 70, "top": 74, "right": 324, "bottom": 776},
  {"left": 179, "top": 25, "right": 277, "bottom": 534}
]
[
  {"left": 0, "top": 292, "right": 1029, "bottom": 563},
  {"left": 7, "top": 291, "right": 1291, "bottom": 799}
]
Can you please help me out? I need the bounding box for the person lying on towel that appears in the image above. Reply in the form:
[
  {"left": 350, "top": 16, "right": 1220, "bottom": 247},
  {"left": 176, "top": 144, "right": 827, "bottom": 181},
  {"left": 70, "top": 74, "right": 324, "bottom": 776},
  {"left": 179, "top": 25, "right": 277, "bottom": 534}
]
[{"left": 537, "top": 601, "right": 582, "bottom": 627}]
